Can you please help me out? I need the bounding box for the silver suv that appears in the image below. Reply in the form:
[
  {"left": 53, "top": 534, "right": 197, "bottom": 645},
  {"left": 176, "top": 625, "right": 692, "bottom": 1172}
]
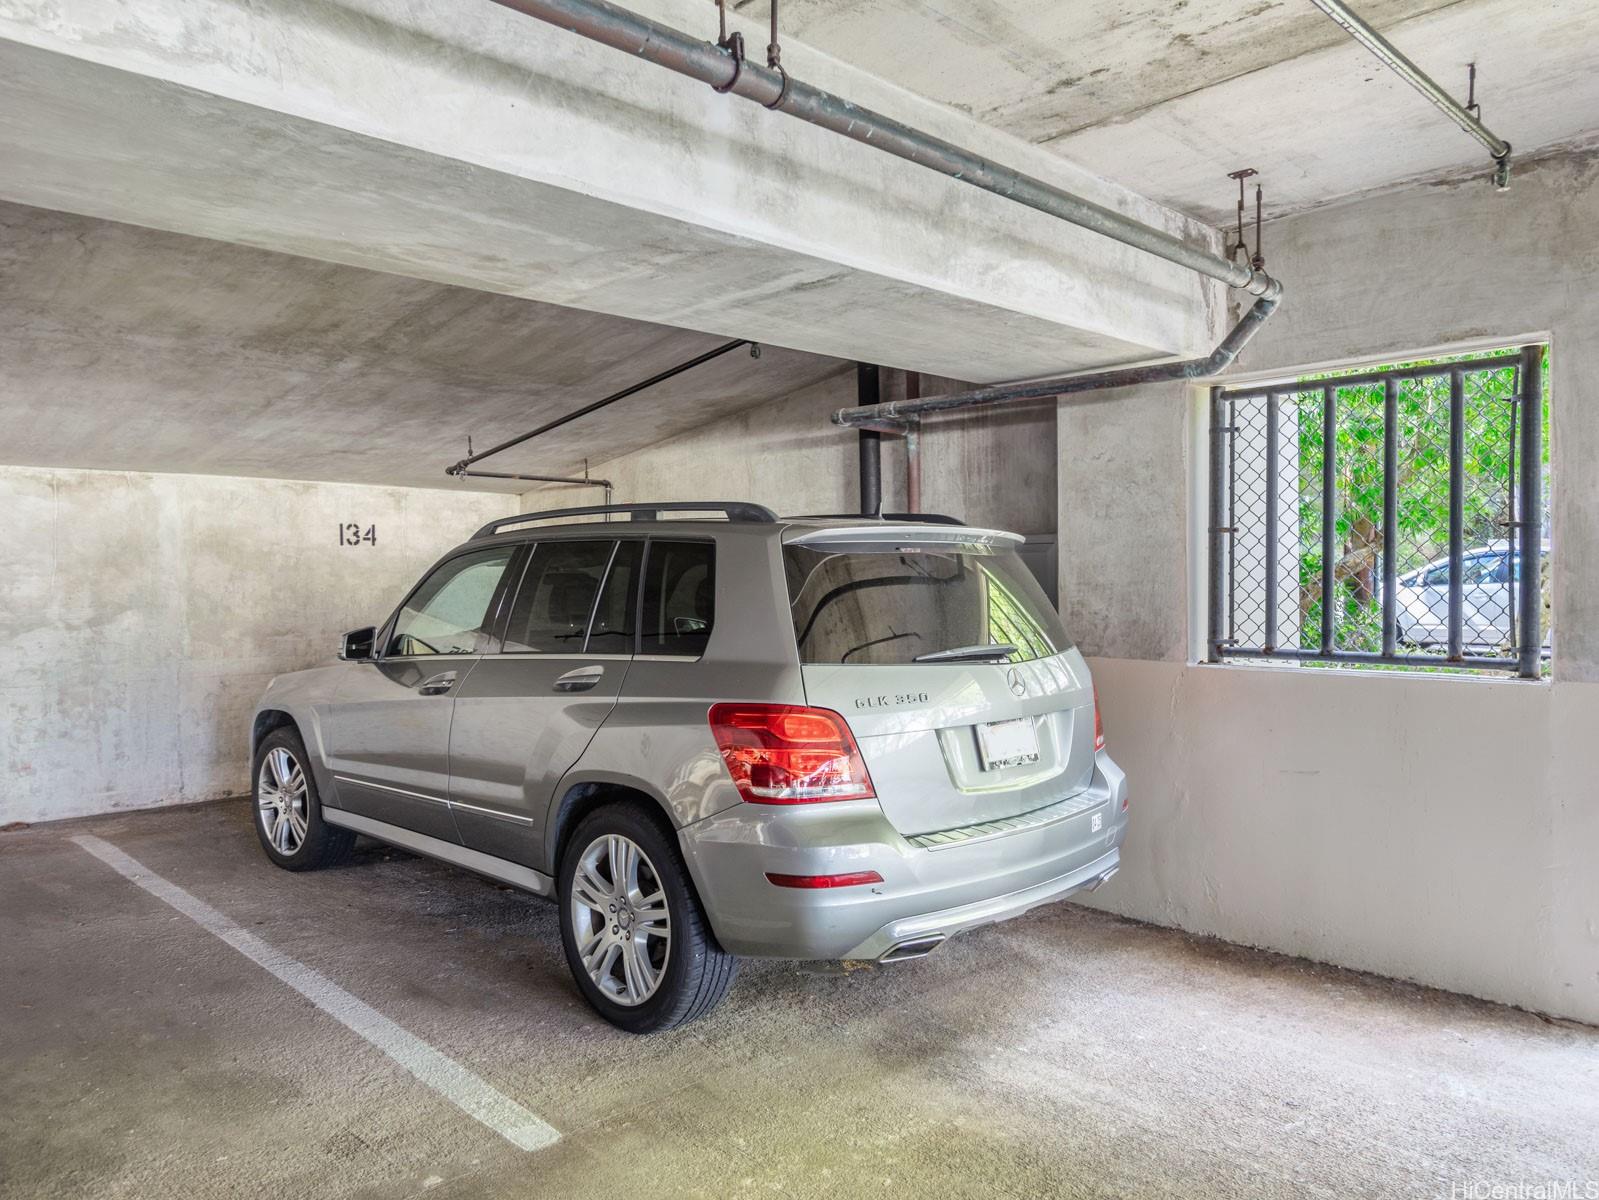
[{"left": 250, "top": 502, "right": 1127, "bottom": 1032}]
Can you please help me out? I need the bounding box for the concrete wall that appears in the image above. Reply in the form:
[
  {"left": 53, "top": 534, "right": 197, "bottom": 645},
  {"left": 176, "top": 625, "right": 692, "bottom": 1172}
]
[
  {"left": 525, "top": 370, "right": 1058, "bottom": 537},
  {"left": 0, "top": 467, "right": 514, "bottom": 826},
  {"left": 1068, "top": 151, "right": 1599, "bottom": 1023}
]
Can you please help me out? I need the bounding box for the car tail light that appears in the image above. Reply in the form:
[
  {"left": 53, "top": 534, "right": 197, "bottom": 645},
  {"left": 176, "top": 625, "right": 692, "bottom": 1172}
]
[
  {"left": 765, "top": 871, "right": 883, "bottom": 889},
  {"left": 1093, "top": 684, "right": 1106, "bottom": 752},
  {"left": 708, "top": 703, "right": 875, "bottom": 805}
]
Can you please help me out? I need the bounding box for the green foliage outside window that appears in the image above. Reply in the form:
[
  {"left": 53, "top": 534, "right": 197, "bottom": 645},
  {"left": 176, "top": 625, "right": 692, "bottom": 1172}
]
[{"left": 1286, "top": 347, "right": 1550, "bottom": 671}]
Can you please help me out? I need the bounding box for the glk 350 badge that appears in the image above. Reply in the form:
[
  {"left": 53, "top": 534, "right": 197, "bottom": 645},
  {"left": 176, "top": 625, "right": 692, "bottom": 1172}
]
[{"left": 854, "top": 692, "right": 930, "bottom": 709}]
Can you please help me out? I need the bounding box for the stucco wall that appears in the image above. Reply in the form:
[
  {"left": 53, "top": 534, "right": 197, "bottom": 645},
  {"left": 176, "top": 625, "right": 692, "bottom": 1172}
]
[
  {"left": 0, "top": 467, "right": 514, "bottom": 825},
  {"left": 1070, "top": 151, "right": 1599, "bottom": 1023}
]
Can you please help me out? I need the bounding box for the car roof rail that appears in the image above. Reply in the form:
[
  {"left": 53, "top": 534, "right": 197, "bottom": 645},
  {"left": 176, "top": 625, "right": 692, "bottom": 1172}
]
[
  {"left": 784, "top": 512, "right": 967, "bottom": 526},
  {"left": 472, "top": 501, "right": 779, "bottom": 540}
]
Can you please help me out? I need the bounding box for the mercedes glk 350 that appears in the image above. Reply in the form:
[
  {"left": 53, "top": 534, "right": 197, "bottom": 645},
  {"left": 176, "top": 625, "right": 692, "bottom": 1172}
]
[{"left": 250, "top": 502, "right": 1126, "bottom": 1032}]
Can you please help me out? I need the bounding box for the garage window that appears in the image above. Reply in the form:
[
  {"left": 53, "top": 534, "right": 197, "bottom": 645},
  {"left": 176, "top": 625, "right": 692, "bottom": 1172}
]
[{"left": 1207, "top": 344, "right": 1549, "bottom": 677}]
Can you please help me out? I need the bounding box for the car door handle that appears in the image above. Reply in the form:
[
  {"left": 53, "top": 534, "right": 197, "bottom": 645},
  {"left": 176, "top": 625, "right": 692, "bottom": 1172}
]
[
  {"left": 554, "top": 665, "right": 605, "bottom": 692},
  {"left": 418, "top": 670, "right": 458, "bottom": 696}
]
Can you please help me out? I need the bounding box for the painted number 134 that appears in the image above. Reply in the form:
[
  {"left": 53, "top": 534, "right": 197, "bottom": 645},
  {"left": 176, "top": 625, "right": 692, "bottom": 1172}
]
[{"left": 339, "top": 523, "right": 377, "bottom": 547}]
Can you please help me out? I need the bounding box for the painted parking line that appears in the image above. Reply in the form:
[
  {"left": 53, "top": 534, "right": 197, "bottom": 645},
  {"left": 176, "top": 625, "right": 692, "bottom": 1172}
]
[{"left": 71, "top": 834, "right": 560, "bottom": 1153}]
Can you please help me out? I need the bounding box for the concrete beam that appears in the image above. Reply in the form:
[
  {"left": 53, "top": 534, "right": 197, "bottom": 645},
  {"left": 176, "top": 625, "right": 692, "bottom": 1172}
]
[{"left": 0, "top": 0, "right": 1222, "bottom": 382}]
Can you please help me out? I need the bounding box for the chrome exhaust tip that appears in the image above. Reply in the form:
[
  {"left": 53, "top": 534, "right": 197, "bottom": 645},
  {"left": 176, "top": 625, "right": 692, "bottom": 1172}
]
[
  {"left": 879, "top": 935, "right": 946, "bottom": 962},
  {"left": 1083, "top": 866, "right": 1120, "bottom": 893}
]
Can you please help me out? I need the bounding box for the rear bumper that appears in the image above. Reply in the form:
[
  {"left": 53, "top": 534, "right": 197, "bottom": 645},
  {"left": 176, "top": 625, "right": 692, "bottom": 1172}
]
[{"left": 678, "top": 751, "right": 1128, "bottom": 960}]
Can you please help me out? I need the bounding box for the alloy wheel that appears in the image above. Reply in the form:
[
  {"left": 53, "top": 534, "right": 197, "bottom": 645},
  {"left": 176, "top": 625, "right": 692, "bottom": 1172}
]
[
  {"left": 569, "top": 834, "right": 671, "bottom": 1006},
  {"left": 257, "top": 747, "right": 309, "bottom": 856}
]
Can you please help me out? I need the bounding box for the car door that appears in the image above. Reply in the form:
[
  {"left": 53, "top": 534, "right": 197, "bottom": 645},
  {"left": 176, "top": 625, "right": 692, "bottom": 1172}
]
[
  {"left": 1461, "top": 551, "right": 1509, "bottom": 648},
  {"left": 446, "top": 537, "right": 639, "bottom": 868},
  {"left": 325, "top": 544, "right": 517, "bottom": 843},
  {"left": 1415, "top": 559, "right": 1452, "bottom": 640}
]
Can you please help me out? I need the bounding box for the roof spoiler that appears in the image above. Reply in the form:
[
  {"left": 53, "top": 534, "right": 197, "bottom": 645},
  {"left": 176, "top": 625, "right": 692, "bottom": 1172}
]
[{"left": 785, "top": 524, "right": 1023, "bottom": 548}]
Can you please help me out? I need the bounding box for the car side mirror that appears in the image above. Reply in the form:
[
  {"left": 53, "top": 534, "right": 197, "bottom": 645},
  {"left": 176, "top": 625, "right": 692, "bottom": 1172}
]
[{"left": 339, "top": 626, "right": 377, "bottom": 661}]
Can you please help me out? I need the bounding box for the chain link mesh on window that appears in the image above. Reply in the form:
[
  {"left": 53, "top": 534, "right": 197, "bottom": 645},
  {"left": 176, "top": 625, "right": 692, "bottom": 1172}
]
[{"left": 1212, "top": 349, "right": 1545, "bottom": 675}]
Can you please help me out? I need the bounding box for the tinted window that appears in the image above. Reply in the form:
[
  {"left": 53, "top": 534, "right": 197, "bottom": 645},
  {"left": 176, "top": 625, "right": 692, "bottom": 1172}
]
[
  {"left": 784, "top": 545, "right": 1070, "bottom": 666},
  {"left": 587, "top": 541, "right": 643, "bottom": 652},
  {"left": 641, "top": 541, "right": 715, "bottom": 657},
  {"left": 388, "top": 548, "right": 513, "bottom": 657},
  {"left": 503, "top": 541, "right": 614, "bottom": 654},
  {"left": 1493, "top": 552, "right": 1548, "bottom": 583},
  {"left": 1463, "top": 554, "right": 1505, "bottom": 584}
]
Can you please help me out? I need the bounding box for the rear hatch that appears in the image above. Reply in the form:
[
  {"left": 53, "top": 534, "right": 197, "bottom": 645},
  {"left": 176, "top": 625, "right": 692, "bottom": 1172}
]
[{"left": 783, "top": 525, "right": 1095, "bottom": 838}]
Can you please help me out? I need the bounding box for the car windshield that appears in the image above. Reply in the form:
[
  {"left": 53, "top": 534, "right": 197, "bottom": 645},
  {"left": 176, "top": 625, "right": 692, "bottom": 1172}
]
[{"left": 782, "top": 543, "right": 1070, "bottom": 666}]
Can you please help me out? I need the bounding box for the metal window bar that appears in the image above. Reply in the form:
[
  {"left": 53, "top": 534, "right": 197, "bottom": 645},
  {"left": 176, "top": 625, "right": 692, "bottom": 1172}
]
[
  {"left": 1207, "top": 390, "right": 1228, "bottom": 663},
  {"left": 1209, "top": 346, "right": 1545, "bottom": 677},
  {"left": 1227, "top": 399, "right": 1238, "bottom": 648}
]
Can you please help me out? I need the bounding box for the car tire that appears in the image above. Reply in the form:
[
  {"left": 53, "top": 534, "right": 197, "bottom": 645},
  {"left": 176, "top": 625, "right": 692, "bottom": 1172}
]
[
  {"left": 558, "top": 803, "right": 739, "bottom": 1034},
  {"left": 251, "top": 726, "right": 355, "bottom": 871}
]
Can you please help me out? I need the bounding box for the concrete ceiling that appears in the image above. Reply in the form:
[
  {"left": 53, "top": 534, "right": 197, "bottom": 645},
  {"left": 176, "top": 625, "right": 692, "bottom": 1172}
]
[
  {"left": 754, "top": 0, "right": 1599, "bottom": 222},
  {"left": 0, "top": 0, "right": 1219, "bottom": 386},
  {"left": 4, "top": 0, "right": 1596, "bottom": 497},
  {"left": 0, "top": 201, "right": 848, "bottom": 493}
]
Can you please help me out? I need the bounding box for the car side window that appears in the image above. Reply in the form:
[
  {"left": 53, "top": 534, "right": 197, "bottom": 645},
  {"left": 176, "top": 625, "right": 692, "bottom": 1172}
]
[
  {"left": 388, "top": 547, "right": 514, "bottom": 658},
  {"left": 640, "top": 541, "right": 715, "bottom": 657},
  {"left": 1463, "top": 554, "right": 1506, "bottom": 584},
  {"left": 1421, "top": 563, "right": 1451, "bottom": 587},
  {"left": 502, "top": 540, "right": 616, "bottom": 653},
  {"left": 587, "top": 541, "right": 643, "bottom": 653}
]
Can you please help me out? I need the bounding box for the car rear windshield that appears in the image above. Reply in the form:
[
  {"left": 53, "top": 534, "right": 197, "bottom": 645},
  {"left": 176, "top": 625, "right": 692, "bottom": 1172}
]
[{"left": 782, "top": 543, "right": 1071, "bottom": 666}]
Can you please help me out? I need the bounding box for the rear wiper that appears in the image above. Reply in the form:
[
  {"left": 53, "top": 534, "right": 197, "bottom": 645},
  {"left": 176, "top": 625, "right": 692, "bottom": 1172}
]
[
  {"left": 842, "top": 630, "right": 921, "bottom": 662},
  {"left": 913, "top": 643, "right": 1017, "bottom": 663}
]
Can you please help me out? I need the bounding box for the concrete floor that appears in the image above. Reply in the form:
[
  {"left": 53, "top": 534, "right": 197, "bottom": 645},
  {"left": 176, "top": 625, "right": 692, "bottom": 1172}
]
[{"left": 3, "top": 802, "right": 1595, "bottom": 1200}]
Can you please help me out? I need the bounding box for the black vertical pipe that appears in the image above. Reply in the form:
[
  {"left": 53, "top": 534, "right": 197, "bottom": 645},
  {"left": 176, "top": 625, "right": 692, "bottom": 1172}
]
[
  {"left": 1320, "top": 385, "right": 1336, "bottom": 654},
  {"left": 1208, "top": 389, "right": 1228, "bottom": 662},
  {"left": 856, "top": 363, "right": 882, "bottom": 516},
  {"left": 1447, "top": 369, "right": 1466, "bottom": 660},
  {"left": 1517, "top": 346, "right": 1544, "bottom": 678},
  {"left": 1263, "top": 395, "right": 1280, "bottom": 653},
  {"left": 1381, "top": 377, "right": 1399, "bottom": 658}
]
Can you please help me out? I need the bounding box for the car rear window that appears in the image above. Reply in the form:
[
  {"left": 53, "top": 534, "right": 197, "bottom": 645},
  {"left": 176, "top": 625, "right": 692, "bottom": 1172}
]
[{"left": 782, "top": 544, "right": 1070, "bottom": 666}]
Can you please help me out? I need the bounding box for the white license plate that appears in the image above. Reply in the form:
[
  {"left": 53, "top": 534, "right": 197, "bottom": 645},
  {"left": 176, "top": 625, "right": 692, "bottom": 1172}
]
[{"left": 976, "top": 718, "right": 1039, "bottom": 770}]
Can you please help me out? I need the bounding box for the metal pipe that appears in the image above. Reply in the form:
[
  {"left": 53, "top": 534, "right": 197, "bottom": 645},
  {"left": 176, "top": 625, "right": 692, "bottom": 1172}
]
[
  {"left": 903, "top": 373, "right": 923, "bottom": 513},
  {"left": 858, "top": 431, "right": 882, "bottom": 515},
  {"left": 836, "top": 294, "right": 1280, "bottom": 429},
  {"left": 1307, "top": 0, "right": 1512, "bottom": 188},
  {"left": 452, "top": 468, "right": 614, "bottom": 507},
  {"left": 1227, "top": 401, "right": 1237, "bottom": 647},
  {"left": 903, "top": 421, "right": 922, "bottom": 514},
  {"left": 1381, "top": 377, "right": 1398, "bottom": 657},
  {"left": 1207, "top": 389, "right": 1228, "bottom": 662},
  {"left": 1263, "top": 394, "right": 1280, "bottom": 653},
  {"left": 1447, "top": 369, "right": 1465, "bottom": 660},
  {"left": 1320, "top": 385, "right": 1336, "bottom": 655},
  {"left": 446, "top": 337, "right": 751, "bottom": 477},
  {"left": 856, "top": 363, "right": 882, "bottom": 515},
  {"left": 1517, "top": 345, "right": 1543, "bottom": 679},
  {"left": 488, "top": 0, "right": 1280, "bottom": 301}
]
